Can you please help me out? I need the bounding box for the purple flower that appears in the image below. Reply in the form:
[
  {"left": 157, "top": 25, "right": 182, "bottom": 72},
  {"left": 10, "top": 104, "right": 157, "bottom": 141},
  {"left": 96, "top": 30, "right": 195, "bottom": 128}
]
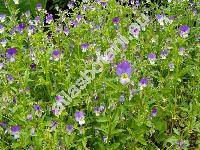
[
  {"left": 81, "top": 43, "right": 89, "bottom": 52},
  {"left": 66, "top": 124, "right": 74, "bottom": 134},
  {"left": 178, "top": 47, "right": 185, "bottom": 56},
  {"left": 98, "top": 0, "right": 108, "bottom": 6},
  {"left": 0, "top": 14, "right": 6, "bottom": 22},
  {"left": 0, "top": 122, "right": 7, "bottom": 128},
  {"left": 0, "top": 63, "right": 3, "bottom": 69},
  {"left": 116, "top": 61, "right": 132, "bottom": 84},
  {"left": 82, "top": 4, "right": 87, "bottom": 11},
  {"left": 11, "top": 125, "right": 20, "bottom": 133},
  {"left": 74, "top": 111, "right": 85, "bottom": 125},
  {"left": 11, "top": 125, "right": 20, "bottom": 139},
  {"left": 17, "top": 23, "right": 26, "bottom": 31},
  {"left": 52, "top": 50, "right": 60, "bottom": 61},
  {"left": 179, "top": 25, "right": 190, "bottom": 38},
  {"left": 112, "top": 17, "right": 120, "bottom": 24},
  {"left": 67, "top": 1, "right": 75, "bottom": 9},
  {"left": 36, "top": 3, "right": 42, "bottom": 11},
  {"left": 169, "top": 62, "right": 175, "bottom": 71},
  {"left": 35, "top": 16, "right": 40, "bottom": 24},
  {"left": 28, "top": 25, "right": 35, "bottom": 35},
  {"left": 30, "top": 63, "right": 36, "bottom": 71},
  {"left": 148, "top": 53, "right": 156, "bottom": 64},
  {"left": 7, "top": 48, "right": 17, "bottom": 56},
  {"left": 129, "top": 23, "right": 141, "bottom": 39},
  {"left": 129, "top": 0, "right": 134, "bottom": 4},
  {"left": 119, "top": 94, "right": 125, "bottom": 104},
  {"left": 94, "top": 106, "right": 101, "bottom": 116},
  {"left": 139, "top": 78, "right": 148, "bottom": 90},
  {"left": 156, "top": 14, "right": 164, "bottom": 26},
  {"left": 6, "top": 74, "right": 14, "bottom": 83},
  {"left": 55, "top": 95, "right": 64, "bottom": 105},
  {"left": 76, "top": 15, "right": 82, "bottom": 23},
  {"left": 116, "top": 61, "right": 132, "bottom": 76},
  {"left": 70, "top": 20, "right": 78, "bottom": 27},
  {"left": 0, "top": 38, "right": 7, "bottom": 47},
  {"left": 63, "top": 27, "right": 69, "bottom": 35},
  {"left": 10, "top": 27, "right": 17, "bottom": 35},
  {"left": 135, "top": 0, "right": 140, "bottom": 7},
  {"left": 156, "top": 14, "right": 163, "bottom": 20},
  {"left": 160, "top": 49, "right": 169, "bottom": 59},
  {"left": 176, "top": 140, "right": 185, "bottom": 149},
  {"left": 27, "top": 114, "right": 33, "bottom": 121},
  {"left": 6, "top": 48, "right": 17, "bottom": 62},
  {"left": 46, "top": 14, "right": 53, "bottom": 24},
  {"left": 151, "top": 107, "right": 158, "bottom": 117},
  {"left": 34, "top": 105, "right": 41, "bottom": 111},
  {"left": 56, "top": 25, "right": 62, "bottom": 33},
  {"left": 0, "top": 24, "right": 4, "bottom": 33},
  {"left": 102, "top": 136, "right": 108, "bottom": 143}
]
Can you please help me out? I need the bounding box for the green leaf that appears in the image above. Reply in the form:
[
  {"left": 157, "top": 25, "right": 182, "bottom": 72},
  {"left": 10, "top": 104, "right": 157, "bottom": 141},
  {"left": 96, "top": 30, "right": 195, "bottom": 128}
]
[
  {"left": 0, "top": 0, "right": 47, "bottom": 15},
  {"left": 111, "top": 129, "right": 125, "bottom": 135},
  {"left": 173, "top": 128, "right": 180, "bottom": 136},
  {"left": 0, "top": 1, "right": 8, "bottom": 14},
  {"left": 96, "top": 116, "right": 109, "bottom": 123}
]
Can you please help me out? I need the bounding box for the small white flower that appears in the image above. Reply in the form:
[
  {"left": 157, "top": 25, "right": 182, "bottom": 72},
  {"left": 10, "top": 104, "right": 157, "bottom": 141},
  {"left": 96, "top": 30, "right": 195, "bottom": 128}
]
[{"left": 13, "top": 0, "right": 19, "bottom": 4}]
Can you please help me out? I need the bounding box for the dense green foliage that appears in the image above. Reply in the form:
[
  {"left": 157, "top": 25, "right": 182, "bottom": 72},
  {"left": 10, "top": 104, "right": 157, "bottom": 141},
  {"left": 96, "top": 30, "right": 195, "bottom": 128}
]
[{"left": 0, "top": 0, "right": 199, "bottom": 149}]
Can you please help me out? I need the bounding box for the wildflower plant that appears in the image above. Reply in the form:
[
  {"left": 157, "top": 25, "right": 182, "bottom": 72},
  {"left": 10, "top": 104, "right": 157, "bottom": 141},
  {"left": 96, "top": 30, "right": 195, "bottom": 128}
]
[{"left": 0, "top": 0, "right": 199, "bottom": 149}]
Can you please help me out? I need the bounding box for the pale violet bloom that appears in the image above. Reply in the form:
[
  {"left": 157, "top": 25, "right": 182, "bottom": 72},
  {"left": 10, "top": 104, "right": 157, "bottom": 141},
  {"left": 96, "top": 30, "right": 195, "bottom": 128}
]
[
  {"left": 0, "top": 25, "right": 4, "bottom": 34},
  {"left": 63, "top": 27, "right": 69, "bottom": 35},
  {"left": 0, "top": 63, "right": 3, "bottom": 69},
  {"left": 160, "top": 50, "right": 169, "bottom": 59},
  {"left": 66, "top": 124, "right": 74, "bottom": 134},
  {"left": 102, "top": 136, "right": 108, "bottom": 143},
  {"left": 178, "top": 47, "right": 185, "bottom": 56},
  {"left": 1, "top": 38, "right": 7, "bottom": 47},
  {"left": 0, "top": 14, "right": 6, "bottom": 22},
  {"left": 148, "top": 53, "right": 156, "bottom": 64},
  {"left": 169, "top": 62, "right": 175, "bottom": 71},
  {"left": 94, "top": 106, "right": 101, "bottom": 116},
  {"left": 129, "top": 23, "right": 141, "bottom": 39},
  {"left": 11, "top": 125, "right": 20, "bottom": 139},
  {"left": 179, "top": 25, "right": 190, "bottom": 38},
  {"left": 151, "top": 107, "right": 158, "bottom": 117},
  {"left": 156, "top": 14, "right": 164, "bottom": 26},
  {"left": 46, "top": 14, "right": 53, "bottom": 24},
  {"left": 36, "top": 3, "right": 42, "bottom": 11},
  {"left": 6, "top": 48, "right": 17, "bottom": 62},
  {"left": 28, "top": 25, "right": 35, "bottom": 36},
  {"left": 74, "top": 111, "right": 85, "bottom": 125},
  {"left": 139, "top": 78, "right": 148, "bottom": 90},
  {"left": 76, "top": 15, "right": 82, "bottom": 23},
  {"left": 116, "top": 61, "right": 132, "bottom": 85},
  {"left": 81, "top": 43, "right": 89, "bottom": 52},
  {"left": 55, "top": 95, "right": 65, "bottom": 106}
]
